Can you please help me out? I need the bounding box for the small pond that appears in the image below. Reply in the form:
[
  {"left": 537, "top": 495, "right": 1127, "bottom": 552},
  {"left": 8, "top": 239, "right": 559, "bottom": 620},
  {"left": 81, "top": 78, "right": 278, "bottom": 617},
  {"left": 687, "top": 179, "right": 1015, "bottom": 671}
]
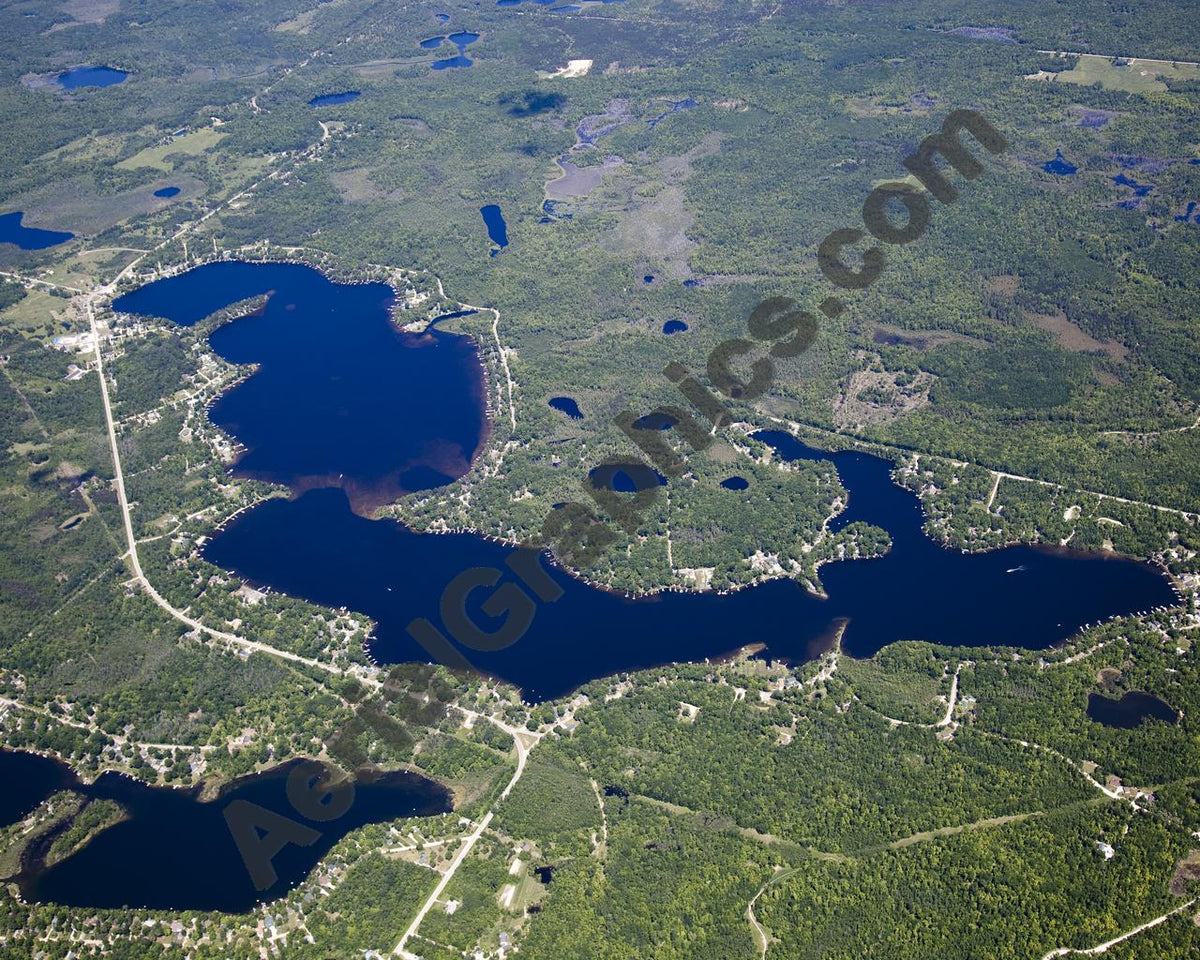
[
  {"left": 1087, "top": 691, "right": 1180, "bottom": 729},
  {"left": 549, "top": 396, "right": 583, "bottom": 420}
]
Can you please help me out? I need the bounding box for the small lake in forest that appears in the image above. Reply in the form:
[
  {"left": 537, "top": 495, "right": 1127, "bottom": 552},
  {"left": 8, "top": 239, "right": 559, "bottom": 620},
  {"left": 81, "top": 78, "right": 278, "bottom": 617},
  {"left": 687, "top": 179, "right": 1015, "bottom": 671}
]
[
  {"left": 1087, "top": 691, "right": 1180, "bottom": 729},
  {"left": 0, "top": 749, "right": 451, "bottom": 912},
  {"left": 58, "top": 66, "right": 128, "bottom": 89},
  {"left": 1044, "top": 149, "right": 1077, "bottom": 175},
  {"left": 549, "top": 396, "right": 583, "bottom": 419},
  {"left": 115, "top": 261, "right": 1180, "bottom": 704},
  {"left": 426, "top": 30, "right": 480, "bottom": 69},
  {"left": 480, "top": 204, "right": 509, "bottom": 249},
  {"left": 309, "top": 90, "right": 360, "bottom": 106}
]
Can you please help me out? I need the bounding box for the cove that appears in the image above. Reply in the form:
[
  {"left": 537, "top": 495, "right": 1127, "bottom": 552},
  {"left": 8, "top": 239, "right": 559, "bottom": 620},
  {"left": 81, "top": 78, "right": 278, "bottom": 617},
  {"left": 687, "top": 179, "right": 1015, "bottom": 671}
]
[
  {"left": 752, "top": 431, "right": 1177, "bottom": 652},
  {"left": 0, "top": 211, "right": 74, "bottom": 250},
  {"left": 111, "top": 261, "right": 486, "bottom": 514},
  {"left": 0, "top": 749, "right": 451, "bottom": 912}
]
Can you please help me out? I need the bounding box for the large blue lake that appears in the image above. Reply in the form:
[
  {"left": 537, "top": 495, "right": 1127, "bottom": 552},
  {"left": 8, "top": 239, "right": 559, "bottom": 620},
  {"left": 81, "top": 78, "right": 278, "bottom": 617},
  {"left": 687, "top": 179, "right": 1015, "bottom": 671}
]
[
  {"left": 116, "top": 262, "right": 1178, "bottom": 703},
  {"left": 112, "top": 261, "right": 486, "bottom": 513}
]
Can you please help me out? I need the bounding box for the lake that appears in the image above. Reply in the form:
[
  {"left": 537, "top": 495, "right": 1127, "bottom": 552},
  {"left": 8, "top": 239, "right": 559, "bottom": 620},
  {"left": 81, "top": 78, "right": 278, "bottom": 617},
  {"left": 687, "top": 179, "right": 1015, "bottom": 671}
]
[
  {"left": 118, "top": 261, "right": 1179, "bottom": 704},
  {"left": 428, "top": 30, "right": 480, "bottom": 69},
  {"left": 58, "top": 66, "right": 128, "bottom": 90},
  {"left": 1087, "top": 691, "right": 1179, "bottom": 729},
  {"left": 480, "top": 204, "right": 509, "bottom": 249},
  {"left": 309, "top": 90, "right": 360, "bottom": 106},
  {"left": 112, "top": 261, "right": 487, "bottom": 514},
  {"left": 663, "top": 319, "right": 689, "bottom": 334},
  {"left": 0, "top": 211, "right": 74, "bottom": 250},
  {"left": 752, "top": 431, "right": 1177, "bottom": 652},
  {"left": 1, "top": 750, "right": 451, "bottom": 911},
  {"left": 1043, "top": 149, "right": 1077, "bottom": 176},
  {"left": 549, "top": 396, "right": 583, "bottom": 420},
  {"left": 153, "top": 186, "right": 181, "bottom": 198}
]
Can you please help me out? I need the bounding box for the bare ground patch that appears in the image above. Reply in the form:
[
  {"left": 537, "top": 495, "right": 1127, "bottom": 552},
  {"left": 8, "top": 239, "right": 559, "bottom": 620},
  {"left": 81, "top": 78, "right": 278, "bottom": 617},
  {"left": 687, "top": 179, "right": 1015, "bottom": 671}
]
[
  {"left": 45, "top": 0, "right": 119, "bottom": 33},
  {"left": 833, "top": 364, "right": 934, "bottom": 430},
  {"left": 871, "top": 325, "right": 983, "bottom": 350},
  {"left": 1023, "top": 308, "right": 1128, "bottom": 360},
  {"left": 984, "top": 274, "right": 1019, "bottom": 296},
  {"left": 545, "top": 156, "right": 624, "bottom": 200},
  {"left": 608, "top": 184, "right": 695, "bottom": 279},
  {"left": 1170, "top": 850, "right": 1200, "bottom": 896},
  {"left": 331, "top": 168, "right": 387, "bottom": 203}
]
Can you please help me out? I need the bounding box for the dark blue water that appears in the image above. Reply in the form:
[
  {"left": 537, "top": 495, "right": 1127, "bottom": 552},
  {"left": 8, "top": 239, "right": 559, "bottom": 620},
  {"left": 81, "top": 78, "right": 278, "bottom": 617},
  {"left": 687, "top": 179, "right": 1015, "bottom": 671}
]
[
  {"left": 1113, "top": 173, "right": 1152, "bottom": 196},
  {"left": 436, "top": 12, "right": 450, "bottom": 21},
  {"left": 1176, "top": 201, "right": 1199, "bottom": 224},
  {"left": 116, "top": 262, "right": 1179, "bottom": 703},
  {"left": 1044, "top": 149, "right": 1077, "bottom": 176},
  {"left": 1087, "top": 691, "right": 1178, "bottom": 729},
  {"left": 647, "top": 97, "right": 697, "bottom": 129},
  {"left": 428, "top": 30, "right": 479, "bottom": 68},
  {"left": 58, "top": 66, "right": 128, "bottom": 89},
  {"left": 480, "top": 204, "right": 509, "bottom": 248},
  {"left": 644, "top": 274, "right": 655, "bottom": 283},
  {"left": 753, "top": 430, "right": 1176, "bottom": 650},
  {"left": 111, "top": 262, "right": 486, "bottom": 513},
  {"left": 633, "top": 411, "right": 675, "bottom": 430},
  {"left": 720, "top": 476, "right": 750, "bottom": 491},
  {"left": 549, "top": 396, "right": 583, "bottom": 420},
  {"left": 0, "top": 750, "right": 450, "bottom": 911},
  {"left": 308, "top": 90, "right": 360, "bottom": 106},
  {"left": 0, "top": 211, "right": 74, "bottom": 250},
  {"left": 589, "top": 463, "right": 668, "bottom": 493},
  {"left": 1113, "top": 173, "right": 1153, "bottom": 210},
  {"left": 0, "top": 750, "right": 76, "bottom": 827},
  {"left": 153, "top": 186, "right": 180, "bottom": 198},
  {"left": 663, "top": 319, "right": 689, "bottom": 334}
]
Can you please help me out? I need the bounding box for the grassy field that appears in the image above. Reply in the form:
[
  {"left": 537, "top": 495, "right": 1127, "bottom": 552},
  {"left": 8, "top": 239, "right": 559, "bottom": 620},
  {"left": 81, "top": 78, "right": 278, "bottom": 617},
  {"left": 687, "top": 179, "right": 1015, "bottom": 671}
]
[
  {"left": 115, "top": 126, "right": 226, "bottom": 171},
  {"left": 1037, "top": 53, "right": 1200, "bottom": 92}
]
